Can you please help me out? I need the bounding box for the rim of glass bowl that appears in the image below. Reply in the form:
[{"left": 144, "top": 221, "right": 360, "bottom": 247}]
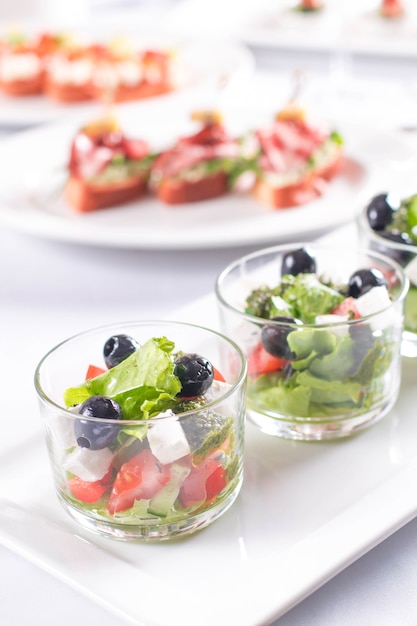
[
  {"left": 34, "top": 319, "right": 248, "bottom": 424},
  {"left": 215, "top": 242, "right": 410, "bottom": 329},
  {"left": 358, "top": 208, "right": 417, "bottom": 256}
]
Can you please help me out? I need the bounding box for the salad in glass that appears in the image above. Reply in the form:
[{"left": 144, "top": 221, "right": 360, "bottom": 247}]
[
  {"left": 216, "top": 243, "right": 407, "bottom": 440},
  {"left": 358, "top": 192, "right": 417, "bottom": 356},
  {"left": 35, "top": 321, "right": 247, "bottom": 541}
]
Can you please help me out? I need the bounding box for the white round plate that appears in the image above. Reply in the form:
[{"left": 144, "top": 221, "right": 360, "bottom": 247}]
[
  {"left": 0, "top": 105, "right": 414, "bottom": 249},
  {"left": 0, "top": 34, "right": 254, "bottom": 126}
]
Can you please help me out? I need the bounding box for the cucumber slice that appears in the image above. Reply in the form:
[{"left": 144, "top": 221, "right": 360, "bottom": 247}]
[
  {"left": 147, "top": 463, "right": 191, "bottom": 517},
  {"left": 405, "top": 285, "right": 417, "bottom": 333}
]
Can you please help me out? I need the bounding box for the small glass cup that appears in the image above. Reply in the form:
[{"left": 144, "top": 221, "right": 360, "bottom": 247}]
[
  {"left": 215, "top": 243, "right": 408, "bottom": 441},
  {"left": 34, "top": 320, "right": 247, "bottom": 541},
  {"left": 358, "top": 207, "right": 417, "bottom": 357}
]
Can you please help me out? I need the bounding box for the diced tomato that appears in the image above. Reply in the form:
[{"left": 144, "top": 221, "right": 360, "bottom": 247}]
[
  {"left": 247, "top": 342, "right": 287, "bottom": 378},
  {"left": 205, "top": 464, "right": 227, "bottom": 501},
  {"left": 331, "top": 297, "right": 360, "bottom": 319},
  {"left": 178, "top": 454, "right": 227, "bottom": 508},
  {"left": 380, "top": 0, "right": 404, "bottom": 18},
  {"left": 85, "top": 364, "right": 106, "bottom": 380},
  {"left": 68, "top": 467, "right": 113, "bottom": 504},
  {"left": 107, "top": 449, "right": 171, "bottom": 514},
  {"left": 212, "top": 366, "right": 226, "bottom": 382}
]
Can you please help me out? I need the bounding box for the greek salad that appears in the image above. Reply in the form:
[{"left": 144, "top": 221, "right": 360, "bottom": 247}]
[
  {"left": 58, "top": 334, "right": 239, "bottom": 523},
  {"left": 244, "top": 247, "right": 397, "bottom": 419},
  {"left": 364, "top": 192, "right": 417, "bottom": 334}
]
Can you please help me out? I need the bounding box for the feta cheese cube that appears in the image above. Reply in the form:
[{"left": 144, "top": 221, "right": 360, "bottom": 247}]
[
  {"left": 355, "top": 285, "right": 391, "bottom": 317},
  {"left": 203, "top": 379, "right": 232, "bottom": 403},
  {"left": 202, "top": 380, "right": 234, "bottom": 418},
  {"left": 148, "top": 415, "right": 190, "bottom": 465},
  {"left": 63, "top": 446, "right": 113, "bottom": 482}
]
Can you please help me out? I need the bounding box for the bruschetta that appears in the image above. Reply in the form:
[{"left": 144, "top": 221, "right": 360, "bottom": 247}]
[
  {"left": 65, "top": 116, "right": 153, "bottom": 213},
  {"left": 150, "top": 111, "right": 243, "bottom": 205},
  {"left": 0, "top": 31, "right": 57, "bottom": 96},
  {"left": 90, "top": 40, "right": 174, "bottom": 103},
  {"left": 251, "top": 106, "right": 343, "bottom": 209},
  {"left": 43, "top": 39, "right": 99, "bottom": 103},
  {"left": 380, "top": 0, "right": 404, "bottom": 18},
  {"left": 295, "top": 0, "right": 324, "bottom": 12}
]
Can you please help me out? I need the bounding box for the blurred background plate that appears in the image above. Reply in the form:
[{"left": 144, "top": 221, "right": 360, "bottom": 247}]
[
  {"left": 0, "top": 31, "right": 254, "bottom": 127},
  {"left": 0, "top": 104, "right": 414, "bottom": 249},
  {"left": 165, "top": 0, "right": 417, "bottom": 58}
]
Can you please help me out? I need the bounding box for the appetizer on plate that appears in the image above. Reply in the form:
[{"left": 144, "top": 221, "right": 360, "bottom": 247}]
[
  {"left": 150, "top": 110, "right": 245, "bottom": 205},
  {"left": 44, "top": 40, "right": 98, "bottom": 103},
  {"left": 379, "top": 0, "right": 404, "bottom": 18},
  {"left": 65, "top": 116, "right": 153, "bottom": 212},
  {"left": 0, "top": 31, "right": 58, "bottom": 96},
  {"left": 251, "top": 104, "right": 343, "bottom": 209},
  {"left": 0, "top": 29, "right": 181, "bottom": 104},
  {"left": 90, "top": 39, "right": 174, "bottom": 103},
  {"left": 295, "top": 0, "right": 324, "bottom": 12}
]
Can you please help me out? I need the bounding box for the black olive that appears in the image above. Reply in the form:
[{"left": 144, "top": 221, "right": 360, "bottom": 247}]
[
  {"left": 376, "top": 230, "right": 415, "bottom": 266},
  {"left": 174, "top": 353, "right": 214, "bottom": 398},
  {"left": 348, "top": 268, "right": 387, "bottom": 299},
  {"left": 261, "top": 316, "right": 302, "bottom": 360},
  {"left": 75, "top": 395, "right": 122, "bottom": 450},
  {"left": 281, "top": 247, "right": 316, "bottom": 276},
  {"left": 365, "top": 193, "right": 399, "bottom": 231},
  {"left": 103, "top": 334, "right": 139, "bottom": 369}
]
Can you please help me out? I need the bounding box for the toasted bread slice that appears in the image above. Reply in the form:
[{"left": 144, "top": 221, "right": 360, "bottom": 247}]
[
  {"left": 65, "top": 174, "right": 147, "bottom": 213},
  {"left": 156, "top": 171, "right": 228, "bottom": 205}
]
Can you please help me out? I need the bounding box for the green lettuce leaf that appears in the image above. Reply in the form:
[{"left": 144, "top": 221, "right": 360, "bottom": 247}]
[
  {"left": 288, "top": 328, "right": 337, "bottom": 360},
  {"left": 278, "top": 274, "right": 344, "bottom": 323},
  {"left": 63, "top": 336, "right": 181, "bottom": 420},
  {"left": 295, "top": 371, "right": 363, "bottom": 405},
  {"left": 249, "top": 380, "right": 311, "bottom": 417}
]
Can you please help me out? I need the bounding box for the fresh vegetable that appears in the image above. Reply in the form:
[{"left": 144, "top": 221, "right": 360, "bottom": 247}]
[
  {"left": 281, "top": 247, "right": 316, "bottom": 276},
  {"left": 174, "top": 353, "right": 214, "bottom": 397},
  {"left": 68, "top": 467, "right": 113, "bottom": 504},
  {"left": 247, "top": 342, "right": 289, "bottom": 377},
  {"left": 103, "top": 333, "right": 139, "bottom": 369},
  {"left": 364, "top": 191, "right": 417, "bottom": 332},
  {"left": 244, "top": 246, "right": 396, "bottom": 419},
  {"left": 58, "top": 332, "right": 239, "bottom": 524},
  {"left": 107, "top": 449, "right": 171, "bottom": 514},
  {"left": 75, "top": 396, "right": 122, "bottom": 450},
  {"left": 85, "top": 364, "right": 106, "bottom": 380}
]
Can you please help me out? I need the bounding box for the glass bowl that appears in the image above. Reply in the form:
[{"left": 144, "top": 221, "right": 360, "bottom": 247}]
[
  {"left": 34, "top": 320, "right": 247, "bottom": 541},
  {"left": 357, "top": 194, "right": 417, "bottom": 357},
  {"left": 215, "top": 243, "right": 408, "bottom": 441}
]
